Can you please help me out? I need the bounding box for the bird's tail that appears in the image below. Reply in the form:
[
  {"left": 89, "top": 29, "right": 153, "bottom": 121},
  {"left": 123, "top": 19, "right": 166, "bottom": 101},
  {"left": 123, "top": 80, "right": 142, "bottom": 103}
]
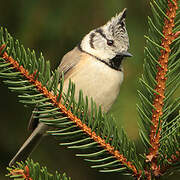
[{"left": 9, "top": 123, "right": 48, "bottom": 167}]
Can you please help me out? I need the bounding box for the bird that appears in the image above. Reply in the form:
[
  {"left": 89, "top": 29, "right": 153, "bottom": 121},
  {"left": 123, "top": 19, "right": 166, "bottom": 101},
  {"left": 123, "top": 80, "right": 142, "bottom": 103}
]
[{"left": 9, "top": 8, "right": 132, "bottom": 166}]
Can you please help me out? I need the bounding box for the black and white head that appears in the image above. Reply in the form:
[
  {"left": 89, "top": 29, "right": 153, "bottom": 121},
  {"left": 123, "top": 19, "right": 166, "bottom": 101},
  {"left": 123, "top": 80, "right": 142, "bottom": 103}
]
[{"left": 80, "top": 8, "right": 132, "bottom": 69}]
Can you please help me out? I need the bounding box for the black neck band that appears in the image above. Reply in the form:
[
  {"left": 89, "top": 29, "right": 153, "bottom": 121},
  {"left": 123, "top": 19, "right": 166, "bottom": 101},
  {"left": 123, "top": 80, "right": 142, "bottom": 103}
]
[{"left": 77, "top": 43, "right": 122, "bottom": 71}]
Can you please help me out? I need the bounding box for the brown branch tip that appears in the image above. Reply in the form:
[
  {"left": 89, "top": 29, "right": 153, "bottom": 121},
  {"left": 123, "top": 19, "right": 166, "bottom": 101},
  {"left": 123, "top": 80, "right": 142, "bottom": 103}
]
[{"left": 8, "top": 165, "right": 32, "bottom": 180}]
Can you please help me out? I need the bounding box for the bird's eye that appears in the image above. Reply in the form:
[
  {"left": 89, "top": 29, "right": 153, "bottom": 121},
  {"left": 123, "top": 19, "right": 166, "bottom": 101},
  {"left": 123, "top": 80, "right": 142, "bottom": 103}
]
[{"left": 107, "top": 40, "right": 114, "bottom": 46}]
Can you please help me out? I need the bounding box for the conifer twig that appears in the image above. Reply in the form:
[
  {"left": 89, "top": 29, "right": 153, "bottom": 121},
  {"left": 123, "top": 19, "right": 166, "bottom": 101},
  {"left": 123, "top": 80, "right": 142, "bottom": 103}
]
[
  {"left": 0, "top": 45, "right": 141, "bottom": 178},
  {"left": 7, "top": 159, "right": 71, "bottom": 179},
  {"left": 8, "top": 165, "right": 32, "bottom": 180},
  {"left": 146, "top": 0, "right": 179, "bottom": 176}
]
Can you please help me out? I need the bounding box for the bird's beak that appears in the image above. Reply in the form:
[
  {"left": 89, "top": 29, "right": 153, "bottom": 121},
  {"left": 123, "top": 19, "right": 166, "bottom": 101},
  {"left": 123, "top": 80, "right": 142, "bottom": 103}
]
[{"left": 118, "top": 51, "right": 133, "bottom": 57}]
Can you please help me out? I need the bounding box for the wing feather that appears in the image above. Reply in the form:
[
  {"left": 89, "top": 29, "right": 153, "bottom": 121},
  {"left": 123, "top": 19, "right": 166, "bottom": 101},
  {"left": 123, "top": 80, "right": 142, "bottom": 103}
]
[{"left": 28, "top": 47, "right": 82, "bottom": 131}]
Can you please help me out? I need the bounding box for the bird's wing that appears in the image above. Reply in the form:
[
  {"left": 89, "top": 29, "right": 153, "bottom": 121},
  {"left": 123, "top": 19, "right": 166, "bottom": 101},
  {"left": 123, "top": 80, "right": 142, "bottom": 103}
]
[
  {"left": 28, "top": 46, "right": 83, "bottom": 131},
  {"left": 57, "top": 46, "right": 83, "bottom": 78}
]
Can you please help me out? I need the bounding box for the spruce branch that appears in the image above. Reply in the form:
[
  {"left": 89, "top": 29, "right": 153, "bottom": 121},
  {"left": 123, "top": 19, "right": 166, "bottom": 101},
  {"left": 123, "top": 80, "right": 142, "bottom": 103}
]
[
  {"left": 138, "top": 0, "right": 180, "bottom": 178},
  {"left": 0, "top": 30, "right": 141, "bottom": 178},
  {"left": 7, "top": 159, "right": 71, "bottom": 180},
  {"left": 147, "top": 0, "right": 179, "bottom": 160}
]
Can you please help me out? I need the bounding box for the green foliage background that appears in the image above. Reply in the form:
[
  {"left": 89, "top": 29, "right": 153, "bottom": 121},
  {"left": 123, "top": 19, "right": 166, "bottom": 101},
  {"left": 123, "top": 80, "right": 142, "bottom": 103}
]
[{"left": 0, "top": 0, "right": 178, "bottom": 180}]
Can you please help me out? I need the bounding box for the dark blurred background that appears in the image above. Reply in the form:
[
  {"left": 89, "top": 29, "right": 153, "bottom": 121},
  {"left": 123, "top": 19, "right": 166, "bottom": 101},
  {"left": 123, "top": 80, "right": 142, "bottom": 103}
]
[{"left": 0, "top": 0, "right": 178, "bottom": 180}]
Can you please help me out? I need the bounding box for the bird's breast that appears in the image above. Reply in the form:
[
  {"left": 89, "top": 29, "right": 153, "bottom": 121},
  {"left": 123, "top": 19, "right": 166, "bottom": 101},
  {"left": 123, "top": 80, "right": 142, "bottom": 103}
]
[{"left": 63, "top": 55, "right": 124, "bottom": 112}]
